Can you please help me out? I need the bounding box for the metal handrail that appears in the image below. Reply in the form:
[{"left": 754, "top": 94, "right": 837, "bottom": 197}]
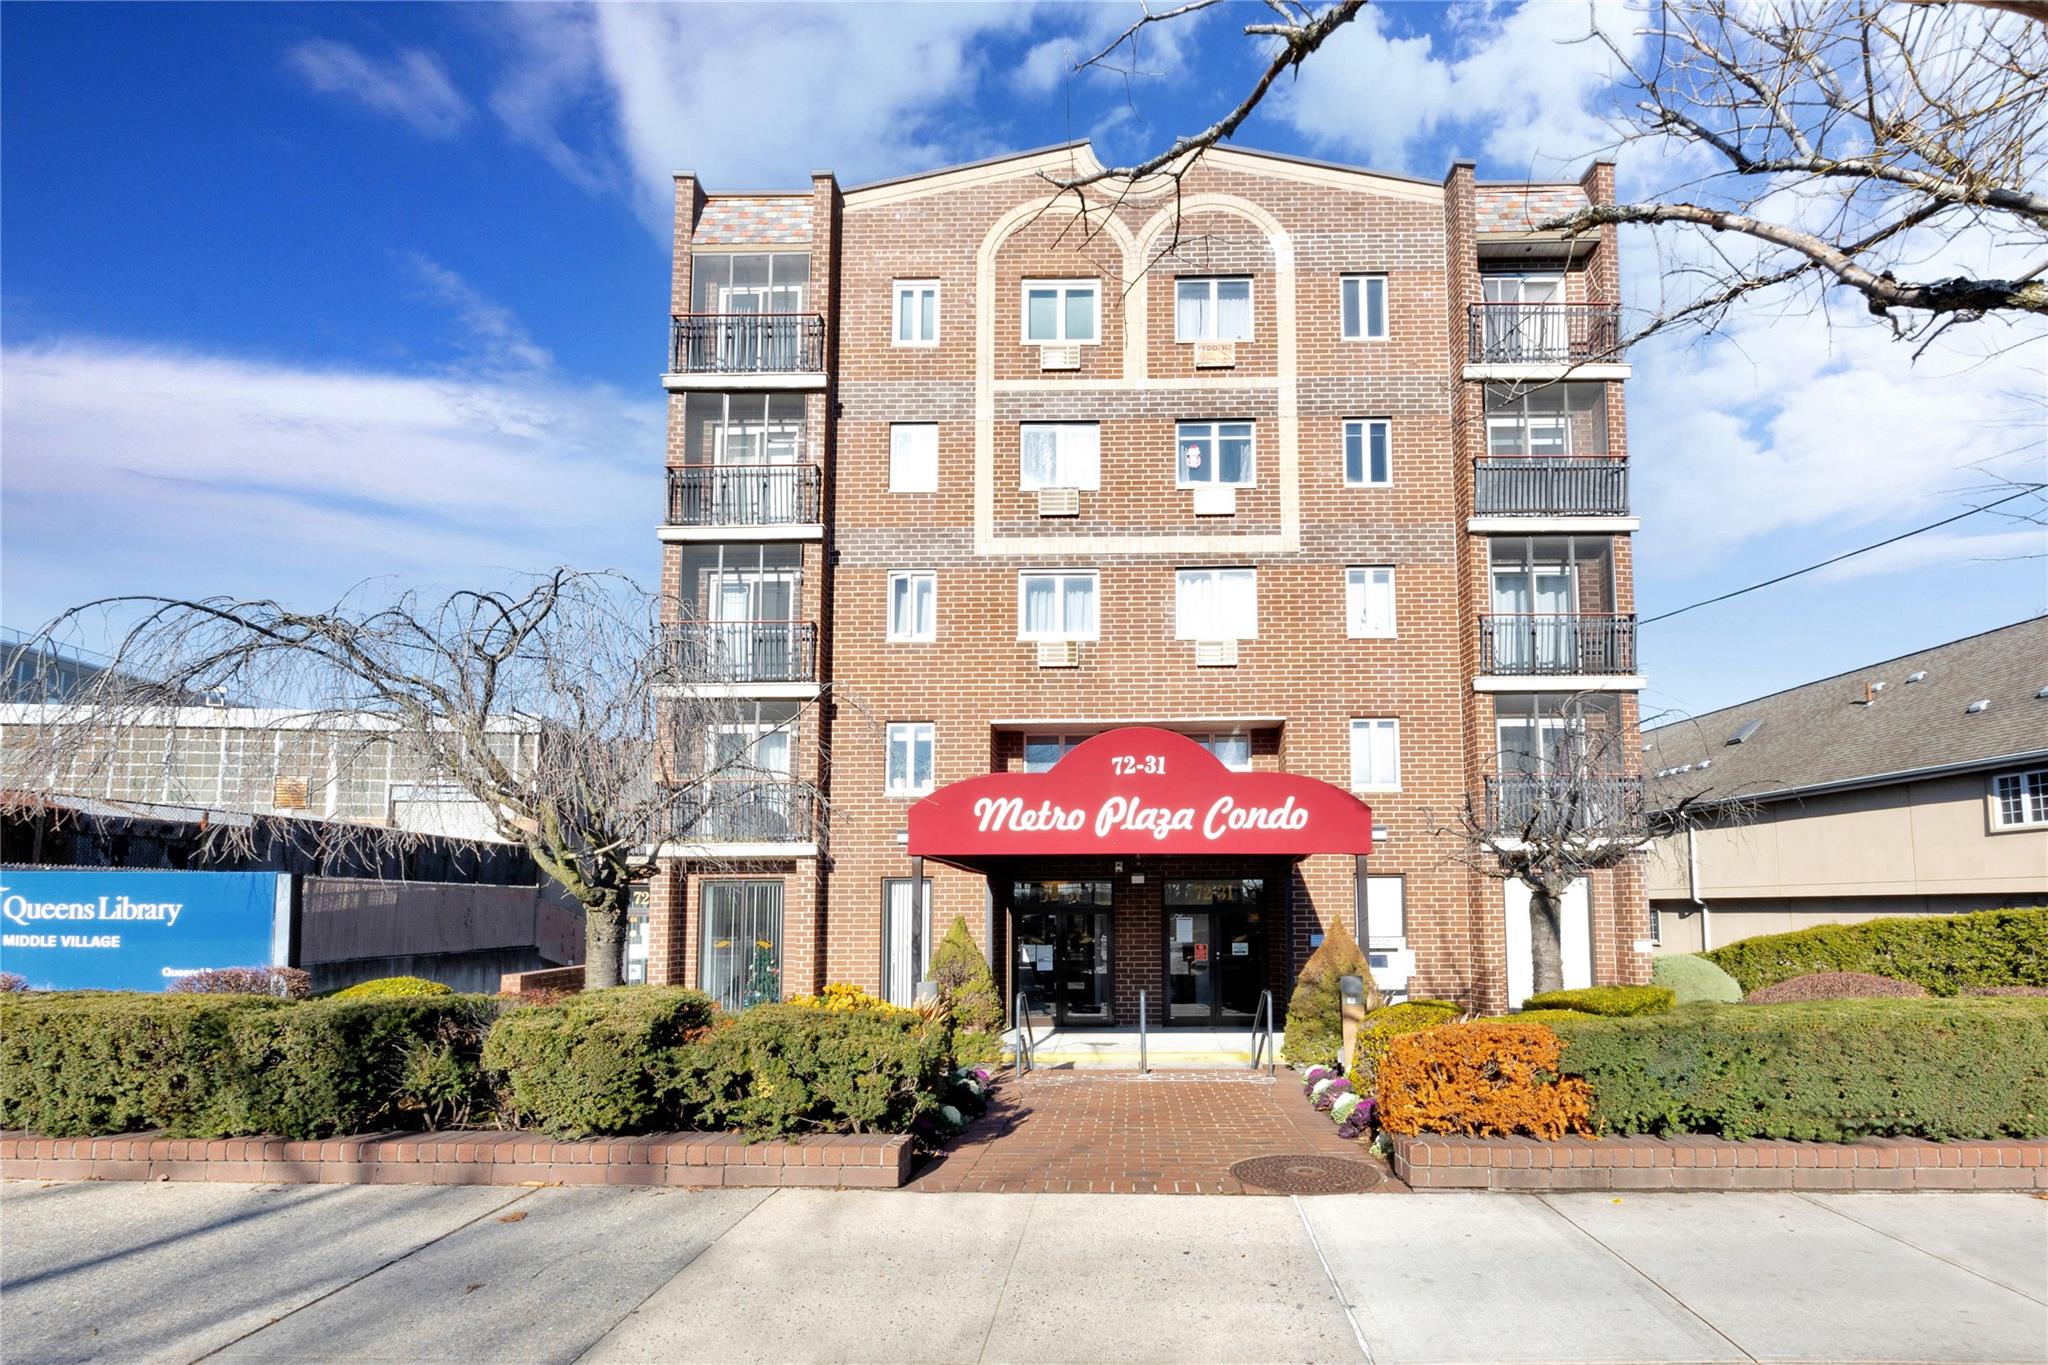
[
  {"left": 1138, "top": 989, "right": 1148, "bottom": 1074},
  {"left": 1012, "top": 992, "right": 1037, "bottom": 1081},
  {"left": 1249, "top": 989, "right": 1276, "bottom": 1075}
]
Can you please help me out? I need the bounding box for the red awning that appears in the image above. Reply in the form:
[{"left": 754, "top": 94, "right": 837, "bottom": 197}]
[{"left": 907, "top": 727, "right": 1372, "bottom": 864}]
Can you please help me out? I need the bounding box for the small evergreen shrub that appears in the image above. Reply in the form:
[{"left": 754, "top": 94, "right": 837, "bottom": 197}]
[
  {"left": 676, "top": 1001, "right": 951, "bottom": 1138},
  {"left": 1521, "top": 985, "right": 1675, "bottom": 1017},
  {"left": 1551, "top": 998, "right": 2048, "bottom": 1140},
  {"left": 926, "top": 916, "right": 1003, "bottom": 1062},
  {"left": 1280, "top": 919, "right": 1380, "bottom": 1066},
  {"left": 1651, "top": 953, "right": 1743, "bottom": 1005},
  {"left": 1376, "top": 1021, "right": 1593, "bottom": 1139},
  {"left": 331, "top": 975, "right": 455, "bottom": 1000},
  {"left": 1744, "top": 971, "right": 1925, "bottom": 1003},
  {"left": 482, "top": 987, "right": 718, "bottom": 1137},
  {"left": 169, "top": 966, "right": 312, "bottom": 999},
  {"left": 1704, "top": 906, "right": 2048, "bottom": 996}
]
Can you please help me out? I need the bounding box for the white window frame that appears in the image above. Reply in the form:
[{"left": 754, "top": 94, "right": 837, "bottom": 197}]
[
  {"left": 1346, "top": 566, "right": 1397, "bottom": 639},
  {"left": 1193, "top": 732, "right": 1254, "bottom": 772},
  {"left": 1344, "top": 418, "right": 1392, "bottom": 487},
  {"left": 889, "top": 423, "right": 938, "bottom": 493},
  {"left": 1016, "top": 570, "right": 1100, "bottom": 642},
  {"left": 892, "top": 279, "right": 940, "bottom": 347},
  {"left": 1349, "top": 718, "right": 1402, "bottom": 792},
  {"left": 1176, "top": 421, "right": 1256, "bottom": 488},
  {"left": 1021, "top": 278, "right": 1100, "bottom": 344},
  {"left": 1018, "top": 422, "right": 1101, "bottom": 491},
  {"left": 1174, "top": 567, "right": 1258, "bottom": 640},
  {"left": 1174, "top": 276, "right": 1254, "bottom": 342},
  {"left": 887, "top": 571, "right": 936, "bottom": 643},
  {"left": 1991, "top": 768, "right": 2048, "bottom": 830},
  {"left": 885, "top": 722, "right": 935, "bottom": 798},
  {"left": 1341, "top": 274, "right": 1388, "bottom": 341}
]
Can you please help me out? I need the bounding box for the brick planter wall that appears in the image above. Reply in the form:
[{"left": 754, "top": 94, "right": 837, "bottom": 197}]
[
  {"left": 0, "top": 1130, "right": 914, "bottom": 1189},
  {"left": 1392, "top": 1134, "right": 2048, "bottom": 1191}
]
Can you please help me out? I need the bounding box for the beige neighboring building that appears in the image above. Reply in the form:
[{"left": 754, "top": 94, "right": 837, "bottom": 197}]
[{"left": 1643, "top": 618, "right": 2048, "bottom": 953}]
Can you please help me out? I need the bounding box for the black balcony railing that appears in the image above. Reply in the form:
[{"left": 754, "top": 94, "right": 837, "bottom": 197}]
[
  {"left": 1474, "top": 457, "right": 1629, "bottom": 516},
  {"left": 1467, "top": 303, "right": 1622, "bottom": 365},
  {"left": 670, "top": 313, "right": 825, "bottom": 374},
  {"left": 667, "top": 464, "right": 821, "bottom": 527},
  {"left": 1484, "top": 774, "right": 1645, "bottom": 835},
  {"left": 662, "top": 779, "right": 823, "bottom": 844},
  {"left": 1479, "top": 613, "right": 1637, "bottom": 675},
  {"left": 662, "top": 620, "right": 818, "bottom": 684}
]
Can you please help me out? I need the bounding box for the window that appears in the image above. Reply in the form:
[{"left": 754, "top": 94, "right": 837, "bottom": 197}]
[
  {"left": 1363, "top": 874, "right": 1406, "bottom": 950},
  {"left": 1019, "top": 423, "right": 1101, "bottom": 490},
  {"left": 888, "top": 572, "right": 935, "bottom": 642},
  {"left": 1349, "top": 718, "right": 1401, "bottom": 791},
  {"left": 689, "top": 252, "right": 809, "bottom": 313},
  {"left": 1018, "top": 571, "right": 1098, "bottom": 640},
  {"left": 886, "top": 722, "right": 935, "bottom": 797},
  {"left": 1022, "top": 734, "right": 1082, "bottom": 772},
  {"left": 1341, "top": 274, "right": 1387, "bottom": 340},
  {"left": 1993, "top": 769, "right": 2048, "bottom": 829},
  {"left": 1177, "top": 421, "right": 1255, "bottom": 487},
  {"left": 893, "top": 280, "right": 939, "bottom": 346},
  {"left": 1022, "top": 279, "right": 1099, "bottom": 343},
  {"left": 1484, "top": 384, "right": 1606, "bottom": 456},
  {"left": 1175, "top": 277, "right": 1253, "bottom": 342},
  {"left": 882, "top": 878, "right": 934, "bottom": 1005},
  {"left": 700, "top": 880, "right": 783, "bottom": 1012},
  {"left": 1195, "top": 732, "right": 1253, "bottom": 771},
  {"left": 1346, "top": 567, "right": 1397, "bottom": 638},
  {"left": 1344, "top": 419, "right": 1391, "bottom": 486},
  {"left": 889, "top": 423, "right": 938, "bottom": 493},
  {"left": 1175, "top": 568, "right": 1258, "bottom": 640}
]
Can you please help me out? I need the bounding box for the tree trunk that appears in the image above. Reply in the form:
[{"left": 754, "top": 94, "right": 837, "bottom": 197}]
[
  {"left": 1528, "top": 881, "right": 1565, "bottom": 999},
  {"left": 582, "top": 885, "right": 629, "bottom": 990}
]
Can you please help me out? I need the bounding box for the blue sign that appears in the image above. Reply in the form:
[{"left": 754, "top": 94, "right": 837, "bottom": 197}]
[{"left": 0, "top": 869, "right": 286, "bottom": 991}]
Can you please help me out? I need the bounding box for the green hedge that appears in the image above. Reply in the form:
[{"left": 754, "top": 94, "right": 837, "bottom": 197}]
[
  {"left": 1551, "top": 998, "right": 2048, "bottom": 1141},
  {"left": 0, "top": 992, "right": 499, "bottom": 1138},
  {"left": 331, "top": 975, "right": 454, "bottom": 1000},
  {"left": 676, "top": 1003, "right": 952, "bottom": 1138},
  {"left": 1651, "top": 953, "right": 1743, "bottom": 1005},
  {"left": 481, "top": 988, "right": 716, "bottom": 1137},
  {"left": 1522, "top": 985, "right": 1675, "bottom": 1017},
  {"left": 1704, "top": 907, "right": 2048, "bottom": 996}
]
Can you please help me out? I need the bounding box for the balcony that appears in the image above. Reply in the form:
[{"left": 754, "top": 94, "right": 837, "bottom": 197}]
[
  {"left": 667, "top": 465, "right": 821, "bottom": 531},
  {"left": 661, "top": 621, "right": 818, "bottom": 688},
  {"left": 668, "top": 313, "right": 824, "bottom": 380},
  {"left": 1479, "top": 613, "right": 1637, "bottom": 677},
  {"left": 1467, "top": 304, "right": 1622, "bottom": 367},
  {"left": 1483, "top": 774, "right": 1646, "bottom": 835},
  {"left": 660, "top": 779, "right": 823, "bottom": 848},
  {"left": 1474, "top": 457, "right": 1629, "bottom": 517}
]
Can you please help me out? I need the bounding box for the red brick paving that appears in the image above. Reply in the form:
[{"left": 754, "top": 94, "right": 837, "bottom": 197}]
[{"left": 908, "top": 1069, "right": 1400, "bottom": 1194}]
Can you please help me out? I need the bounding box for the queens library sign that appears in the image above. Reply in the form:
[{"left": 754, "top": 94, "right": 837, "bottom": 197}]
[{"left": 0, "top": 869, "right": 289, "bottom": 991}]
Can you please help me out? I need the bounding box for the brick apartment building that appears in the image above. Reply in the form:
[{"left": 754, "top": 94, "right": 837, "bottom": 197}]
[{"left": 642, "top": 141, "right": 1648, "bottom": 1023}]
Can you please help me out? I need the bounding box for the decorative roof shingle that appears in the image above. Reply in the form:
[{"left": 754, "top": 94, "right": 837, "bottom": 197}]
[{"left": 696, "top": 198, "right": 812, "bottom": 245}]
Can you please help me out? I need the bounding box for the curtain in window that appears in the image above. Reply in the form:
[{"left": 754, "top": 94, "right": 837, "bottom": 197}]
[
  {"left": 1179, "top": 571, "right": 1254, "bottom": 637},
  {"left": 1216, "top": 425, "right": 1252, "bottom": 483},
  {"left": 1022, "top": 577, "right": 1056, "bottom": 634},
  {"left": 1061, "top": 576, "right": 1095, "bottom": 635},
  {"left": 1020, "top": 427, "right": 1059, "bottom": 487},
  {"left": 1176, "top": 281, "right": 1210, "bottom": 341},
  {"left": 1065, "top": 426, "right": 1100, "bottom": 487},
  {"left": 1202, "top": 734, "right": 1251, "bottom": 770},
  {"left": 1216, "top": 280, "right": 1251, "bottom": 339},
  {"left": 883, "top": 879, "right": 933, "bottom": 1005}
]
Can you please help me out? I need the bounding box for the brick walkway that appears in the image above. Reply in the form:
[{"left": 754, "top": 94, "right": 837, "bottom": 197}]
[{"left": 908, "top": 1069, "right": 1399, "bottom": 1194}]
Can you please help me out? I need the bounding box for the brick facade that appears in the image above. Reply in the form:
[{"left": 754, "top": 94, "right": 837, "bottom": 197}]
[{"left": 649, "top": 145, "right": 1649, "bottom": 1018}]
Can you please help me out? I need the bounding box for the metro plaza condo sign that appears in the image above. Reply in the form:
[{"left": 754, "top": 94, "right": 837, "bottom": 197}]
[{"left": 909, "top": 728, "right": 1374, "bottom": 861}]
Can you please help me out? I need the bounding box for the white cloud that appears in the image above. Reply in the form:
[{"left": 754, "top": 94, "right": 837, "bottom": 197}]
[
  {"left": 407, "top": 254, "right": 553, "bottom": 373},
  {"left": 1809, "top": 528, "right": 2046, "bottom": 584},
  {"left": 286, "top": 39, "right": 473, "bottom": 138},
  {"left": 0, "top": 339, "right": 661, "bottom": 631}
]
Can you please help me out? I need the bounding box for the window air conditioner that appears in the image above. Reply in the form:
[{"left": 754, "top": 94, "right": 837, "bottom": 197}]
[
  {"left": 1194, "top": 640, "right": 1239, "bottom": 667},
  {"left": 1192, "top": 485, "right": 1237, "bottom": 517},
  {"left": 1038, "top": 345, "right": 1082, "bottom": 371},
  {"left": 1035, "top": 639, "right": 1081, "bottom": 669},
  {"left": 1037, "top": 487, "right": 1081, "bottom": 517}
]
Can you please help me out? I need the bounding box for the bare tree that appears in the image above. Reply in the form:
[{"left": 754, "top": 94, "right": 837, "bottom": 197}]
[
  {"left": 1, "top": 571, "right": 822, "bottom": 989},
  {"left": 1049, "top": 0, "right": 2048, "bottom": 341}
]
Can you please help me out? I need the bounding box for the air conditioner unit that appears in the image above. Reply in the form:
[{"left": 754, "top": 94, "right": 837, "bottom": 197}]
[
  {"left": 1038, "top": 345, "right": 1081, "bottom": 371},
  {"left": 1191, "top": 485, "right": 1237, "bottom": 517},
  {"left": 1035, "top": 639, "right": 1081, "bottom": 669},
  {"left": 1193, "top": 341, "right": 1236, "bottom": 369},
  {"left": 1037, "top": 486, "right": 1080, "bottom": 517},
  {"left": 1194, "top": 639, "right": 1239, "bottom": 667}
]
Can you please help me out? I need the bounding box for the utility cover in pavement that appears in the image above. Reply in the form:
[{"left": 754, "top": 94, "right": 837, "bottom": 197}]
[{"left": 1230, "top": 1154, "right": 1385, "bottom": 1194}]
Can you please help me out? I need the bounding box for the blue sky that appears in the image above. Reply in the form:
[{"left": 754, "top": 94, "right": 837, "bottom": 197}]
[{"left": 3, "top": 1, "right": 2042, "bottom": 721}]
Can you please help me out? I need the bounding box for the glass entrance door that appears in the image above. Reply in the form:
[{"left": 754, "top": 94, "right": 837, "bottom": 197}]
[
  {"left": 1012, "top": 881, "right": 1113, "bottom": 1027},
  {"left": 1165, "top": 879, "right": 1266, "bottom": 1026}
]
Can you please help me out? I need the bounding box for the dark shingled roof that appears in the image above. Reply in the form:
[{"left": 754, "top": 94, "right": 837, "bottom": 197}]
[{"left": 1643, "top": 617, "right": 2048, "bottom": 809}]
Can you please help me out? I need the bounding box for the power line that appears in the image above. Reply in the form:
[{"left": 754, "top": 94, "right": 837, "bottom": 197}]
[{"left": 1639, "top": 485, "right": 2045, "bottom": 626}]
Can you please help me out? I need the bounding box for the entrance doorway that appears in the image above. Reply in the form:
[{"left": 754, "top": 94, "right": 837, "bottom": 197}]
[
  {"left": 1164, "top": 879, "right": 1267, "bottom": 1026},
  {"left": 1013, "top": 880, "right": 1113, "bottom": 1028}
]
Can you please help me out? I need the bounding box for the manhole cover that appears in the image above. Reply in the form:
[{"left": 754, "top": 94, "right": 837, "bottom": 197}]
[{"left": 1230, "top": 1154, "right": 1384, "bottom": 1194}]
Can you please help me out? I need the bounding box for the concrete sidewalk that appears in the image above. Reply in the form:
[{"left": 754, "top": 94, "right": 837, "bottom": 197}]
[{"left": 3, "top": 1181, "right": 2043, "bottom": 1364}]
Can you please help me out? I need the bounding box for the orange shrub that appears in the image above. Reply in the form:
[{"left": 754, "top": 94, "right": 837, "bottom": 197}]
[{"left": 1375, "top": 1021, "right": 1593, "bottom": 1139}]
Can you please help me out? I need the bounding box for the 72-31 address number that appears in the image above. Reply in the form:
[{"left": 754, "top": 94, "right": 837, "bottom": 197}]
[{"left": 1110, "top": 755, "right": 1166, "bottom": 775}]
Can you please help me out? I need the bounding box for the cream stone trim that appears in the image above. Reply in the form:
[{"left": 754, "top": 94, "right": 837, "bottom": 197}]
[
  {"left": 1473, "top": 674, "right": 1647, "bottom": 693},
  {"left": 1204, "top": 147, "right": 1443, "bottom": 202},
  {"left": 992, "top": 377, "right": 1286, "bottom": 393},
  {"left": 845, "top": 145, "right": 1106, "bottom": 209}
]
